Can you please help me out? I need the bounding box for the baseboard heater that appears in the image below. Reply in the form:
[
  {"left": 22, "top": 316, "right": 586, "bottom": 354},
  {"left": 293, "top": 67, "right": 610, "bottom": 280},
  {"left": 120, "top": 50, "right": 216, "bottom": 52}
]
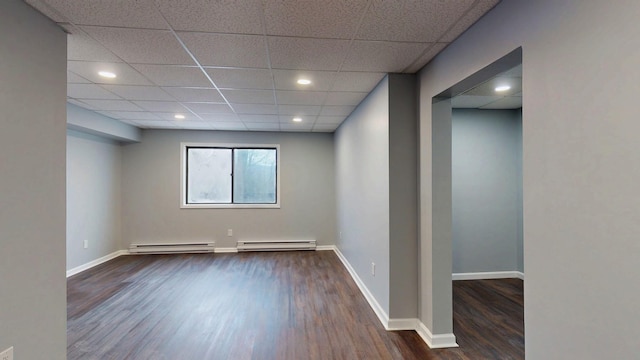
[
  {"left": 129, "top": 242, "right": 215, "bottom": 254},
  {"left": 236, "top": 240, "right": 316, "bottom": 252}
]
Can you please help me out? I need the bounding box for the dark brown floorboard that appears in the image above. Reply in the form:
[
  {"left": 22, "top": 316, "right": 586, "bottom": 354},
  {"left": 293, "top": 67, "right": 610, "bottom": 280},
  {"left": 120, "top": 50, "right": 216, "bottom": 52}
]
[{"left": 67, "top": 252, "right": 523, "bottom": 359}]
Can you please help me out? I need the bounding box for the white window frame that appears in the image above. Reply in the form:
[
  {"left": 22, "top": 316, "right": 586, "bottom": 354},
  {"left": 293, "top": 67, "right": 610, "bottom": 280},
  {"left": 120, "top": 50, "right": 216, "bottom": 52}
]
[{"left": 180, "top": 142, "right": 281, "bottom": 209}]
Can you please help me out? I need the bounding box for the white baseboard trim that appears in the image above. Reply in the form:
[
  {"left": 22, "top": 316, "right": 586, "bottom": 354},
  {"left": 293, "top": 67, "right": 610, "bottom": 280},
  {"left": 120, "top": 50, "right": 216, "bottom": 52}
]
[
  {"left": 316, "top": 245, "right": 337, "bottom": 251},
  {"left": 452, "top": 271, "right": 524, "bottom": 281},
  {"left": 332, "top": 247, "right": 391, "bottom": 329},
  {"left": 387, "top": 318, "right": 418, "bottom": 331},
  {"left": 66, "top": 250, "right": 128, "bottom": 278},
  {"left": 214, "top": 247, "right": 239, "bottom": 253},
  {"left": 415, "top": 321, "right": 459, "bottom": 349}
]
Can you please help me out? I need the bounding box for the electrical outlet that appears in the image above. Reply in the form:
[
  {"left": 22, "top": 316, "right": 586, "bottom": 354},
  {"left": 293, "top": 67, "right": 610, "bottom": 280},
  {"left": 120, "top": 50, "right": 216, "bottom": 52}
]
[
  {"left": 1, "top": 346, "right": 13, "bottom": 360},
  {"left": 371, "top": 262, "right": 376, "bottom": 276},
  {"left": 83, "top": 239, "right": 89, "bottom": 249},
  {"left": 227, "top": 229, "right": 233, "bottom": 237}
]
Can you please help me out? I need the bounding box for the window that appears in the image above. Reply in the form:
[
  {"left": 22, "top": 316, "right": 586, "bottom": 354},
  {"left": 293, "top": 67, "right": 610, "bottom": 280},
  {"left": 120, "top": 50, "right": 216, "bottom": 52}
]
[{"left": 181, "top": 143, "right": 280, "bottom": 208}]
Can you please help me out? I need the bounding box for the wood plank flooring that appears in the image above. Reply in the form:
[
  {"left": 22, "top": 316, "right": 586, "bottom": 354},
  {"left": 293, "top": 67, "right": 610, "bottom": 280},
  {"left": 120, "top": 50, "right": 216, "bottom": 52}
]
[{"left": 67, "top": 251, "right": 523, "bottom": 359}]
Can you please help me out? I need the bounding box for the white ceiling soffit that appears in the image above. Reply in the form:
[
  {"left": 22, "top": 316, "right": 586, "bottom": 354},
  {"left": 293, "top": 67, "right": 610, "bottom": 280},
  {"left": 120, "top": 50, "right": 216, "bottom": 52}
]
[{"left": 26, "top": 0, "right": 501, "bottom": 132}]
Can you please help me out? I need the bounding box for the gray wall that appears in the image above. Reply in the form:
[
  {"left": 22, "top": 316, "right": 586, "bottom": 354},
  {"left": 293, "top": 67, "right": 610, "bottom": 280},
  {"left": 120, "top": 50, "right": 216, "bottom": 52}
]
[
  {"left": 419, "top": 1, "right": 640, "bottom": 358},
  {"left": 67, "top": 129, "right": 123, "bottom": 270},
  {"left": 335, "top": 77, "right": 391, "bottom": 314},
  {"left": 388, "top": 75, "right": 418, "bottom": 319},
  {"left": 121, "top": 130, "right": 336, "bottom": 248},
  {"left": 0, "top": 1, "right": 67, "bottom": 358},
  {"left": 452, "top": 109, "right": 522, "bottom": 274},
  {"left": 335, "top": 74, "right": 418, "bottom": 320}
]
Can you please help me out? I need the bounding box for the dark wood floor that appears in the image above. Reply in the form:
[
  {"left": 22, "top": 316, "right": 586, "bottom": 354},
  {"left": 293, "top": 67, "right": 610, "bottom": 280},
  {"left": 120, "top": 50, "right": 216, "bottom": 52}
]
[{"left": 68, "top": 251, "right": 523, "bottom": 359}]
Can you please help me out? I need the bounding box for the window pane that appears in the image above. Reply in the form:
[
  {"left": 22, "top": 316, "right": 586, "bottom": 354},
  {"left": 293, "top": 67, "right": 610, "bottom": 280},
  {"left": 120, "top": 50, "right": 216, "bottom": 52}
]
[
  {"left": 187, "top": 148, "right": 232, "bottom": 203},
  {"left": 233, "top": 149, "right": 277, "bottom": 204}
]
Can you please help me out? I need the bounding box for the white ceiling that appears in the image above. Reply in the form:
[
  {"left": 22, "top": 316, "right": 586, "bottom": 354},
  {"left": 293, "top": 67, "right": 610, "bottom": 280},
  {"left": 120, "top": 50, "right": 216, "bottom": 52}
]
[
  {"left": 25, "top": 0, "right": 501, "bottom": 132},
  {"left": 452, "top": 64, "right": 522, "bottom": 109}
]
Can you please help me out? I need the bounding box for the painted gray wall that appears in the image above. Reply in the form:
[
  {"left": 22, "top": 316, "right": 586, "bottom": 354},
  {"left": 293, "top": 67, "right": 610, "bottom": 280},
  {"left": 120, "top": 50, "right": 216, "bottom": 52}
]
[
  {"left": 121, "top": 130, "right": 336, "bottom": 248},
  {"left": 419, "top": 1, "right": 640, "bottom": 358},
  {"left": 0, "top": 1, "right": 67, "bottom": 358},
  {"left": 67, "top": 129, "right": 123, "bottom": 271},
  {"left": 452, "top": 109, "right": 522, "bottom": 274},
  {"left": 335, "top": 74, "right": 419, "bottom": 320},
  {"left": 335, "top": 77, "right": 391, "bottom": 315},
  {"left": 388, "top": 74, "right": 419, "bottom": 319},
  {"left": 67, "top": 103, "right": 141, "bottom": 142}
]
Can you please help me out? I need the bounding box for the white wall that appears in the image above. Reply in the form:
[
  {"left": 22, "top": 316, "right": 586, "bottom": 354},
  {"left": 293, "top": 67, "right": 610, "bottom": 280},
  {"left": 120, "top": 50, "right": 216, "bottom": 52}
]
[
  {"left": 452, "top": 109, "right": 522, "bottom": 274},
  {"left": 0, "top": 1, "right": 67, "bottom": 358},
  {"left": 67, "top": 129, "right": 122, "bottom": 270},
  {"left": 335, "top": 77, "right": 391, "bottom": 314},
  {"left": 121, "top": 130, "right": 336, "bottom": 248},
  {"left": 419, "top": 1, "right": 640, "bottom": 358}
]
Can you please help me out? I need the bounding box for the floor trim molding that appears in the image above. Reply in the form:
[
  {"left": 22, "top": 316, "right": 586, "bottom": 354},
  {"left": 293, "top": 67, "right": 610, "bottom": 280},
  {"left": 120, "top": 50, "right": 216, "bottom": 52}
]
[
  {"left": 214, "top": 247, "right": 239, "bottom": 253},
  {"left": 332, "top": 247, "right": 391, "bottom": 329},
  {"left": 316, "top": 245, "right": 337, "bottom": 251},
  {"left": 66, "top": 250, "right": 128, "bottom": 278},
  {"left": 453, "top": 271, "right": 525, "bottom": 281},
  {"left": 415, "top": 321, "right": 459, "bottom": 349}
]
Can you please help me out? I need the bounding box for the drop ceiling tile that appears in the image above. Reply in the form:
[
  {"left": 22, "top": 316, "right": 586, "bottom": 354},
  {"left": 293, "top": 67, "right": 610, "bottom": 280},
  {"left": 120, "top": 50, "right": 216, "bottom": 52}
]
[
  {"left": 183, "top": 102, "right": 234, "bottom": 114},
  {"left": 153, "top": 112, "right": 200, "bottom": 121},
  {"left": 197, "top": 114, "right": 241, "bottom": 122},
  {"left": 276, "top": 91, "right": 326, "bottom": 106},
  {"left": 441, "top": 0, "right": 501, "bottom": 42},
  {"left": 133, "top": 120, "right": 181, "bottom": 129},
  {"left": 463, "top": 77, "right": 522, "bottom": 97},
  {"left": 244, "top": 123, "right": 281, "bottom": 131},
  {"left": 233, "top": 104, "right": 278, "bottom": 115},
  {"left": 206, "top": 68, "right": 274, "bottom": 90},
  {"left": 68, "top": 71, "right": 90, "bottom": 84},
  {"left": 320, "top": 105, "right": 356, "bottom": 117},
  {"left": 272, "top": 70, "right": 336, "bottom": 91},
  {"left": 101, "top": 85, "right": 174, "bottom": 101},
  {"left": 133, "top": 65, "right": 211, "bottom": 87},
  {"left": 80, "top": 99, "right": 143, "bottom": 111},
  {"left": 161, "top": 87, "right": 224, "bottom": 103},
  {"left": 278, "top": 116, "right": 314, "bottom": 123},
  {"left": 221, "top": 90, "right": 275, "bottom": 105},
  {"left": 26, "top": 0, "right": 168, "bottom": 29},
  {"left": 67, "top": 84, "right": 121, "bottom": 100},
  {"left": 211, "top": 122, "right": 248, "bottom": 131},
  {"left": 156, "top": 0, "right": 263, "bottom": 34},
  {"left": 81, "top": 26, "right": 194, "bottom": 65},
  {"left": 404, "top": 42, "right": 449, "bottom": 73},
  {"left": 268, "top": 37, "right": 350, "bottom": 71},
  {"left": 179, "top": 32, "right": 268, "bottom": 68},
  {"left": 324, "top": 92, "right": 368, "bottom": 106},
  {"left": 331, "top": 72, "right": 385, "bottom": 92},
  {"left": 357, "top": 0, "right": 476, "bottom": 42},
  {"left": 67, "top": 99, "right": 95, "bottom": 110},
  {"left": 239, "top": 115, "right": 279, "bottom": 123},
  {"left": 132, "top": 101, "right": 189, "bottom": 113},
  {"left": 263, "top": 0, "right": 368, "bottom": 39},
  {"left": 67, "top": 32, "right": 121, "bottom": 62},
  {"left": 67, "top": 61, "right": 153, "bottom": 85},
  {"left": 480, "top": 96, "right": 523, "bottom": 110},
  {"left": 280, "top": 123, "right": 314, "bottom": 132},
  {"left": 313, "top": 123, "right": 341, "bottom": 131},
  {"left": 278, "top": 105, "right": 321, "bottom": 116},
  {"left": 452, "top": 95, "right": 504, "bottom": 108},
  {"left": 108, "top": 111, "right": 161, "bottom": 120},
  {"left": 342, "top": 41, "right": 430, "bottom": 72},
  {"left": 315, "top": 116, "right": 347, "bottom": 124}
]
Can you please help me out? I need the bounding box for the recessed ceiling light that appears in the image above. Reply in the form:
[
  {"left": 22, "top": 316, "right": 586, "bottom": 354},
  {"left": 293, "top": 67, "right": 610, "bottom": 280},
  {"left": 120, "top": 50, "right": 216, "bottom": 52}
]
[
  {"left": 495, "top": 85, "right": 511, "bottom": 92},
  {"left": 297, "top": 79, "right": 311, "bottom": 85},
  {"left": 174, "top": 114, "right": 185, "bottom": 120},
  {"left": 292, "top": 117, "right": 302, "bottom": 122},
  {"left": 98, "top": 71, "right": 116, "bottom": 79}
]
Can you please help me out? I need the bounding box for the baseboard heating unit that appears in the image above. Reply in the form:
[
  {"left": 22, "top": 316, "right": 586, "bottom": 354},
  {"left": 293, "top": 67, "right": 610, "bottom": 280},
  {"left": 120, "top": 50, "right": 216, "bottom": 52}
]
[
  {"left": 237, "top": 240, "right": 316, "bottom": 252},
  {"left": 129, "top": 242, "right": 215, "bottom": 254}
]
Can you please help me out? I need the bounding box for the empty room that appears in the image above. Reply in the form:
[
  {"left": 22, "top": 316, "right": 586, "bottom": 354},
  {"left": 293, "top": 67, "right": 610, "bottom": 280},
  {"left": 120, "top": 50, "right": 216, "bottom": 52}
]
[{"left": 2, "top": 1, "right": 639, "bottom": 360}]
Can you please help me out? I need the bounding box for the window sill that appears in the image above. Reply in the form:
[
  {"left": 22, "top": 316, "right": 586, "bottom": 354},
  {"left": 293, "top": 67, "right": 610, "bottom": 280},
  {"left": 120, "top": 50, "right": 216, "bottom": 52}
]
[{"left": 180, "top": 203, "right": 280, "bottom": 209}]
